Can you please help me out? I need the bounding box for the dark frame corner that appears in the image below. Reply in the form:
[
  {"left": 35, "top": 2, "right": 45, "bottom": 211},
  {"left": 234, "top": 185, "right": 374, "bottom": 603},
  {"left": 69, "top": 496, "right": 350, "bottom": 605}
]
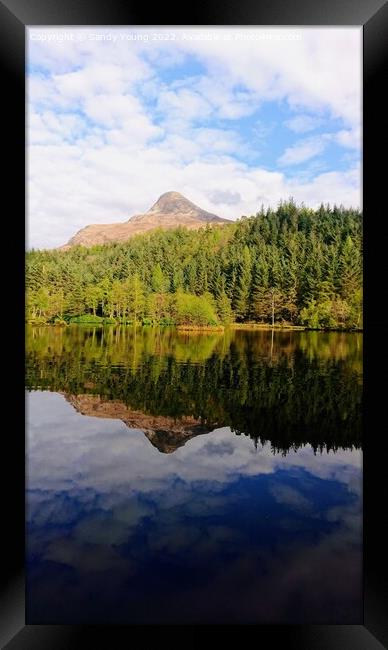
[{"left": 1, "top": 0, "right": 387, "bottom": 647}]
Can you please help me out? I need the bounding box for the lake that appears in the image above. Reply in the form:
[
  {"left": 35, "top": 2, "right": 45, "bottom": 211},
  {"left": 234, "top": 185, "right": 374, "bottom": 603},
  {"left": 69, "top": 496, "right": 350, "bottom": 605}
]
[{"left": 25, "top": 325, "right": 362, "bottom": 624}]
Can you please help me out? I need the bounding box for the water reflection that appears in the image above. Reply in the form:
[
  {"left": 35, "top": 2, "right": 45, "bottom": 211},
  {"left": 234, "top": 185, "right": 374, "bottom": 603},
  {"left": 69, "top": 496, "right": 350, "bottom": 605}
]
[
  {"left": 26, "top": 326, "right": 362, "bottom": 453},
  {"left": 26, "top": 327, "right": 362, "bottom": 623}
]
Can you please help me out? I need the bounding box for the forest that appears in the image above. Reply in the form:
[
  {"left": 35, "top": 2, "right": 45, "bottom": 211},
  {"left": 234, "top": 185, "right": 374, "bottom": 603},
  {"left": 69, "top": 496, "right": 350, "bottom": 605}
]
[{"left": 26, "top": 201, "right": 363, "bottom": 329}]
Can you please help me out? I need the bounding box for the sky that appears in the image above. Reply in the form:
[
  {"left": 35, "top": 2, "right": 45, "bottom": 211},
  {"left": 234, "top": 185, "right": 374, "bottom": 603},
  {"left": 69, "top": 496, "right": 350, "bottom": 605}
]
[{"left": 27, "top": 27, "right": 362, "bottom": 249}]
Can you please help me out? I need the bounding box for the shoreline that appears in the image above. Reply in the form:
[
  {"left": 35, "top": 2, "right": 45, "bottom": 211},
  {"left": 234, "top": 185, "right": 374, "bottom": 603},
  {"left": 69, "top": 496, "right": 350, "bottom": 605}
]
[
  {"left": 176, "top": 324, "right": 225, "bottom": 332},
  {"left": 230, "top": 323, "right": 305, "bottom": 331},
  {"left": 26, "top": 320, "right": 363, "bottom": 333}
]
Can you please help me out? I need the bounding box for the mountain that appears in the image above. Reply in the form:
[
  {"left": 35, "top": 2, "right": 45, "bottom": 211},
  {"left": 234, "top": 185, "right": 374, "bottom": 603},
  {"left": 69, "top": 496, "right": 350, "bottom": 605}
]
[
  {"left": 62, "top": 191, "right": 229, "bottom": 248},
  {"left": 64, "top": 393, "right": 215, "bottom": 453}
]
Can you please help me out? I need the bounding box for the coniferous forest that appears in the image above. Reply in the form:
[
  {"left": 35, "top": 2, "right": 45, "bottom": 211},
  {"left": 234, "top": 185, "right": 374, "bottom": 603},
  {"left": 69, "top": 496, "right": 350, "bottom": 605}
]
[{"left": 26, "top": 202, "right": 363, "bottom": 330}]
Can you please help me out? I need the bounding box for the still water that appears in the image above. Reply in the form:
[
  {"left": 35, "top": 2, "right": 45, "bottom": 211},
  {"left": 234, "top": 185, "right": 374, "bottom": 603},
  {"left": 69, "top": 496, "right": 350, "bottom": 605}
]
[{"left": 26, "top": 325, "right": 362, "bottom": 624}]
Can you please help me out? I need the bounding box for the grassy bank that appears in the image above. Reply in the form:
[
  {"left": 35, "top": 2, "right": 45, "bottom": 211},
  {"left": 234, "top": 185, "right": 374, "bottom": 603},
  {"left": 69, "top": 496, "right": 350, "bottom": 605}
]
[
  {"left": 231, "top": 322, "right": 306, "bottom": 331},
  {"left": 177, "top": 324, "right": 225, "bottom": 332}
]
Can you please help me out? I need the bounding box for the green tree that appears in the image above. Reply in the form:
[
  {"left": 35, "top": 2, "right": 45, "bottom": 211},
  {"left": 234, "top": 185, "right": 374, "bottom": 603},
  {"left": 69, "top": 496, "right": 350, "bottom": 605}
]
[
  {"left": 98, "top": 278, "right": 112, "bottom": 316},
  {"left": 84, "top": 285, "right": 102, "bottom": 316},
  {"left": 35, "top": 287, "right": 50, "bottom": 319},
  {"left": 253, "top": 287, "right": 286, "bottom": 326},
  {"left": 217, "top": 291, "right": 233, "bottom": 325},
  {"left": 174, "top": 291, "right": 218, "bottom": 326},
  {"left": 151, "top": 263, "right": 169, "bottom": 293},
  {"left": 234, "top": 246, "right": 252, "bottom": 321},
  {"left": 339, "top": 235, "right": 362, "bottom": 301},
  {"left": 127, "top": 273, "right": 145, "bottom": 322},
  {"left": 146, "top": 292, "right": 171, "bottom": 323}
]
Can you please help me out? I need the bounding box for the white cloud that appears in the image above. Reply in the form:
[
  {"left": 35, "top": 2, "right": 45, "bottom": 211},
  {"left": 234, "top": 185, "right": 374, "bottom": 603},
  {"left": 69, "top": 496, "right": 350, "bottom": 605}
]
[
  {"left": 278, "top": 135, "right": 329, "bottom": 166},
  {"left": 209, "top": 190, "right": 241, "bottom": 205},
  {"left": 285, "top": 114, "right": 324, "bottom": 133},
  {"left": 28, "top": 27, "right": 361, "bottom": 127},
  {"left": 157, "top": 87, "right": 213, "bottom": 122},
  {"left": 288, "top": 167, "right": 361, "bottom": 208},
  {"left": 54, "top": 61, "right": 149, "bottom": 99},
  {"left": 333, "top": 126, "right": 362, "bottom": 150},
  {"left": 172, "top": 27, "right": 361, "bottom": 127}
]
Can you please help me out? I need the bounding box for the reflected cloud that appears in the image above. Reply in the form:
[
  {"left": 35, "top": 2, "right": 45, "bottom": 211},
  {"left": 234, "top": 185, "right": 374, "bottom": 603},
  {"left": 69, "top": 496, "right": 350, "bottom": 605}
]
[
  {"left": 269, "top": 483, "right": 312, "bottom": 512},
  {"left": 27, "top": 391, "right": 362, "bottom": 623},
  {"left": 27, "top": 393, "right": 362, "bottom": 497}
]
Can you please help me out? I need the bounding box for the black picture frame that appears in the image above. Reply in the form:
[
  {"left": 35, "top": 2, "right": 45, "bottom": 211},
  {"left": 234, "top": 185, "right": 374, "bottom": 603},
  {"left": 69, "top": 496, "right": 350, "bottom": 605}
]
[{"left": 1, "top": 0, "right": 387, "bottom": 647}]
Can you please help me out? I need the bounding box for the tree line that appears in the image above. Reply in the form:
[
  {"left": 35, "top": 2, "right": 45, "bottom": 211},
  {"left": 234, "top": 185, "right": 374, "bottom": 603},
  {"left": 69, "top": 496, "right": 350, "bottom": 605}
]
[{"left": 26, "top": 201, "right": 363, "bottom": 329}]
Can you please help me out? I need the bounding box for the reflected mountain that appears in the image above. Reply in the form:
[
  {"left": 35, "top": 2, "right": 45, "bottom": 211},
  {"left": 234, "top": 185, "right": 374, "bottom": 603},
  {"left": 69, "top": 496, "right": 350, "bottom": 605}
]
[
  {"left": 64, "top": 393, "right": 214, "bottom": 453},
  {"left": 26, "top": 325, "right": 363, "bottom": 454}
]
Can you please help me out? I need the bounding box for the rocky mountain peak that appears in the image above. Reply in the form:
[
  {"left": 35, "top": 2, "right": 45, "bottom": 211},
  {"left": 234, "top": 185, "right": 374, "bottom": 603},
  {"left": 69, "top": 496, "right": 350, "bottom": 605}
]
[
  {"left": 62, "top": 191, "right": 229, "bottom": 249},
  {"left": 148, "top": 191, "right": 202, "bottom": 215}
]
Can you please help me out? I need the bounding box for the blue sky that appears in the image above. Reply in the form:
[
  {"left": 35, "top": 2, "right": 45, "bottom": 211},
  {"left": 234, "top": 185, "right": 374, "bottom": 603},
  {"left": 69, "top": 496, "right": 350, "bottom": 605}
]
[{"left": 27, "top": 27, "right": 361, "bottom": 248}]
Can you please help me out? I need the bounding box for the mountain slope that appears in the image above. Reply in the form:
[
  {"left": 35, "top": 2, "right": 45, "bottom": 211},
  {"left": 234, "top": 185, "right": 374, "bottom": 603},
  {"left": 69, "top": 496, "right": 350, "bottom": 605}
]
[{"left": 63, "top": 191, "right": 229, "bottom": 248}]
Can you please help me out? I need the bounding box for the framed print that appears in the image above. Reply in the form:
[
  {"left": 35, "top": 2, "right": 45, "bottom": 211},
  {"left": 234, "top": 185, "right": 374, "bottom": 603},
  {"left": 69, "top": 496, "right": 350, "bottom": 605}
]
[{"left": 1, "top": 0, "right": 387, "bottom": 647}]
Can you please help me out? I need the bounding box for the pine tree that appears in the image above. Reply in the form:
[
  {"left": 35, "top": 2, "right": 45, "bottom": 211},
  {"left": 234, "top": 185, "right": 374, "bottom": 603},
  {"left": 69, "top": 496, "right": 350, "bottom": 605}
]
[
  {"left": 234, "top": 246, "right": 252, "bottom": 321},
  {"left": 339, "top": 235, "right": 362, "bottom": 301},
  {"left": 151, "top": 263, "right": 169, "bottom": 293},
  {"left": 251, "top": 258, "right": 269, "bottom": 321},
  {"left": 216, "top": 291, "right": 233, "bottom": 324}
]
